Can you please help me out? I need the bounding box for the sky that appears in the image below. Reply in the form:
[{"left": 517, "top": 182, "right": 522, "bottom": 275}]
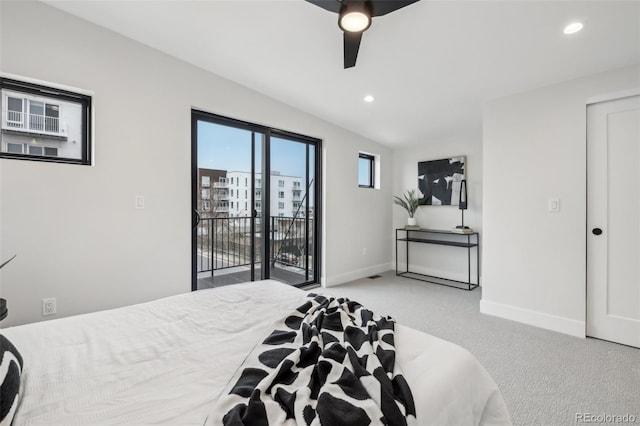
[{"left": 197, "top": 120, "right": 313, "bottom": 181}]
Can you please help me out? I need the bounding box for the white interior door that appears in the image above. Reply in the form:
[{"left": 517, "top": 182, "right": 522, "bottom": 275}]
[{"left": 587, "top": 95, "right": 640, "bottom": 348}]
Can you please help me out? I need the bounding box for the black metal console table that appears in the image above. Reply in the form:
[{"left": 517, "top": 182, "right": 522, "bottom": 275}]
[{"left": 395, "top": 228, "right": 479, "bottom": 291}]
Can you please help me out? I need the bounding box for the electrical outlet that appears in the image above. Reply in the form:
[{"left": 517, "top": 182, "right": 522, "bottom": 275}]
[{"left": 42, "top": 298, "right": 56, "bottom": 316}]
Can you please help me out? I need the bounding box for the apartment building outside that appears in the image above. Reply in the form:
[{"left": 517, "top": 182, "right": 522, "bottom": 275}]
[
  {"left": 1, "top": 88, "right": 83, "bottom": 159},
  {"left": 226, "top": 171, "right": 305, "bottom": 218},
  {"left": 197, "top": 168, "right": 228, "bottom": 217}
]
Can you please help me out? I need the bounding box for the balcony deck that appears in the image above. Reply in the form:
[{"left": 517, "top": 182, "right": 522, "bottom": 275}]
[{"left": 197, "top": 264, "right": 310, "bottom": 289}]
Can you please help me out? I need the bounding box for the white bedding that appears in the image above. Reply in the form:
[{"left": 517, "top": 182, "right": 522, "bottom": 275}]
[{"left": 2, "top": 280, "right": 510, "bottom": 425}]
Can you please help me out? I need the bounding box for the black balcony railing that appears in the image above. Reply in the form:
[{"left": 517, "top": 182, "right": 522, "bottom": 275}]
[{"left": 196, "top": 215, "right": 313, "bottom": 276}]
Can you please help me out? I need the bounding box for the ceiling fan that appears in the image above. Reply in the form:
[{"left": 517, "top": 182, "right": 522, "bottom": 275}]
[{"left": 305, "top": 0, "right": 421, "bottom": 69}]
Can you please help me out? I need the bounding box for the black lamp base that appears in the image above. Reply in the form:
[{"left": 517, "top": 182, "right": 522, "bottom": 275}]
[{"left": 455, "top": 225, "right": 470, "bottom": 229}]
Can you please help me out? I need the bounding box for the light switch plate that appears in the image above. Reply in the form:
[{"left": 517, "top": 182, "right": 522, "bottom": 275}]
[
  {"left": 548, "top": 198, "right": 560, "bottom": 212},
  {"left": 135, "top": 195, "right": 145, "bottom": 209}
]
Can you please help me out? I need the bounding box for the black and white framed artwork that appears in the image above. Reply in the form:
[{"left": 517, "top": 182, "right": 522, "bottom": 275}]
[{"left": 418, "top": 156, "right": 466, "bottom": 205}]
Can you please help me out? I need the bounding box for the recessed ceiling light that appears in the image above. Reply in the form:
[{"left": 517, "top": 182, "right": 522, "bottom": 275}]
[
  {"left": 564, "top": 22, "right": 583, "bottom": 34},
  {"left": 364, "top": 95, "right": 375, "bottom": 103}
]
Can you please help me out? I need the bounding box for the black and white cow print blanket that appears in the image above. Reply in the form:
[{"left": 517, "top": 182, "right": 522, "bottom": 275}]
[{"left": 206, "top": 294, "right": 416, "bottom": 426}]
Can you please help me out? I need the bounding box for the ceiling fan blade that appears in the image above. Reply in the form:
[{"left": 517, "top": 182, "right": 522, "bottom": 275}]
[
  {"left": 343, "top": 31, "right": 363, "bottom": 69},
  {"left": 370, "top": 0, "right": 420, "bottom": 17},
  {"left": 305, "top": 0, "right": 343, "bottom": 14}
]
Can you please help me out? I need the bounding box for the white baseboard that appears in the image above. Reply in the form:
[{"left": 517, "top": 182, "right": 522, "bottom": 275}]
[
  {"left": 323, "top": 263, "right": 392, "bottom": 288},
  {"left": 480, "top": 299, "right": 586, "bottom": 338}
]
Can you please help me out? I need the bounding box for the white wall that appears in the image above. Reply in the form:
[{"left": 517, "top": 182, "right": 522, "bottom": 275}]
[
  {"left": 392, "top": 134, "right": 482, "bottom": 282},
  {"left": 0, "top": 1, "right": 392, "bottom": 326},
  {"left": 482, "top": 65, "right": 640, "bottom": 337}
]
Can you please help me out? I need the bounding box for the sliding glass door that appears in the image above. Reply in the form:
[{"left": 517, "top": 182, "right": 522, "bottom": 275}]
[
  {"left": 268, "top": 136, "right": 316, "bottom": 286},
  {"left": 191, "top": 111, "right": 320, "bottom": 290}
]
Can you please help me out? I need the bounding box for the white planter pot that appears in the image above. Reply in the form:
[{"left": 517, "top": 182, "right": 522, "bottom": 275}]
[{"left": 407, "top": 217, "right": 417, "bottom": 226}]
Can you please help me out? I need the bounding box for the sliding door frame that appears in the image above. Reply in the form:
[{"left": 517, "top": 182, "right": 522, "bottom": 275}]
[{"left": 191, "top": 110, "right": 322, "bottom": 291}]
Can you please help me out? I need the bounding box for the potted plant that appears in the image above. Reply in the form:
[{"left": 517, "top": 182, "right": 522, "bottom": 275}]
[{"left": 394, "top": 190, "right": 420, "bottom": 227}]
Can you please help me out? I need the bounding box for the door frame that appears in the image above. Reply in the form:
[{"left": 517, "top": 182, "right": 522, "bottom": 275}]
[
  {"left": 190, "top": 109, "right": 322, "bottom": 291},
  {"left": 585, "top": 94, "right": 640, "bottom": 347}
]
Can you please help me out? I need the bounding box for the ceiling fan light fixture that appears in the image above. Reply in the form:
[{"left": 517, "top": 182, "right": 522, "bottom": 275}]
[
  {"left": 340, "top": 11, "right": 370, "bottom": 32},
  {"left": 339, "top": 2, "right": 372, "bottom": 33}
]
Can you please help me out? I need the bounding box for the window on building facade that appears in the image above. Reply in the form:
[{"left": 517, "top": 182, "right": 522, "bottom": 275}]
[
  {"left": 293, "top": 202, "right": 301, "bottom": 210},
  {"left": 1, "top": 77, "right": 92, "bottom": 165},
  {"left": 358, "top": 153, "right": 375, "bottom": 188},
  {"left": 279, "top": 191, "right": 284, "bottom": 198},
  {"left": 28, "top": 145, "right": 43, "bottom": 155},
  {"left": 202, "top": 189, "right": 210, "bottom": 199},
  {"left": 202, "top": 176, "right": 210, "bottom": 187},
  {"left": 245, "top": 190, "right": 248, "bottom": 198},
  {"left": 293, "top": 181, "right": 301, "bottom": 189},
  {"left": 231, "top": 201, "right": 234, "bottom": 209},
  {"left": 279, "top": 180, "right": 285, "bottom": 187},
  {"left": 256, "top": 178, "right": 261, "bottom": 188},
  {"left": 278, "top": 213, "right": 284, "bottom": 217},
  {"left": 278, "top": 202, "right": 284, "bottom": 209},
  {"left": 231, "top": 189, "right": 234, "bottom": 197},
  {"left": 44, "top": 147, "right": 58, "bottom": 157},
  {"left": 231, "top": 177, "right": 234, "bottom": 184},
  {"left": 245, "top": 177, "right": 248, "bottom": 186}
]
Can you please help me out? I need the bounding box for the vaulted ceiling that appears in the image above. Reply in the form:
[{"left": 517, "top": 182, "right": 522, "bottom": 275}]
[{"left": 44, "top": 0, "right": 640, "bottom": 147}]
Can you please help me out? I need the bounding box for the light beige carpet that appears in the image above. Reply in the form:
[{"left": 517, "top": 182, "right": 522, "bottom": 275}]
[{"left": 319, "top": 271, "right": 640, "bottom": 426}]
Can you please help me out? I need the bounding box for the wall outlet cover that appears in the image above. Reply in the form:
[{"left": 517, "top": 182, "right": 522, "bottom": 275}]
[{"left": 42, "top": 298, "right": 56, "bottom": 316}]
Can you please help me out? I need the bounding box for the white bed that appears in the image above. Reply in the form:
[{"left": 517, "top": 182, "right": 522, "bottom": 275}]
[{"left": 2, "top": 280, "right": 510, "bottom": 425}]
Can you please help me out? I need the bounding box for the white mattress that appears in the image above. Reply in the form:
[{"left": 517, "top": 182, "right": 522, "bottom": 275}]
[{"left": 2, "top": 280, "right": 510, "bottom": 425}]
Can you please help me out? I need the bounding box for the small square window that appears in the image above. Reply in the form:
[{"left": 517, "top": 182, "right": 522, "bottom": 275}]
[
  {"left": 278, "top": 202, "right": 284, "bottom": 209},
  {"left": 358, "top": 153, "right": 375, "bottom": 188},
  {"left": 279, "top": 180, "right": 285, "bottom": 187},
  {"left": 278, "top": 191, "right": 285, "bottom": 198},
  {"left": 1, "top": 77, "right": 91, "bottom": 165}
]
